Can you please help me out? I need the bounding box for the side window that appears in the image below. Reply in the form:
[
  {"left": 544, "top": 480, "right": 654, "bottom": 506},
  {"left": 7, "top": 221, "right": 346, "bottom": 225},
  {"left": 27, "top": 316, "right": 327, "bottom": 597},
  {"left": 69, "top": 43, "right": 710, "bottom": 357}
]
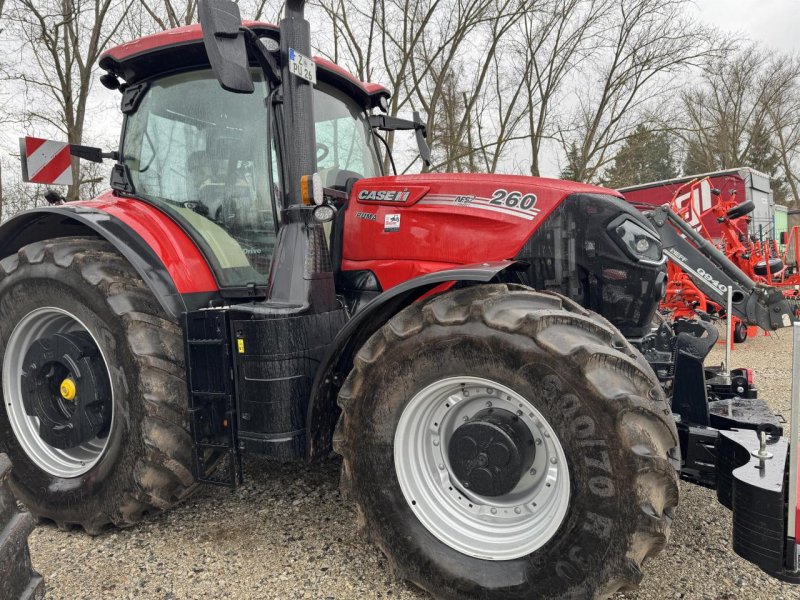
[{"left": 123, "top": 70, "right": 278, "bottom": 288}]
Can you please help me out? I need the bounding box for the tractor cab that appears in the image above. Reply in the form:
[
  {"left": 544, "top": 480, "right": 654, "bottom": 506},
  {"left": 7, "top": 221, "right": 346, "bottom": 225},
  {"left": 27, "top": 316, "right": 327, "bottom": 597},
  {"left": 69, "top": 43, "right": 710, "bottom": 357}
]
[{"left": 99, "top": 22, "right": 386, "bottom": 292}]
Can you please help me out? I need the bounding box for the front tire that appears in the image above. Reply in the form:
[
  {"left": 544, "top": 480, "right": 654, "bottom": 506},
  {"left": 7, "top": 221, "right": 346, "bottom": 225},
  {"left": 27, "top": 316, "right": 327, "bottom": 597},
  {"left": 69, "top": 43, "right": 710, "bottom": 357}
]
[
  {"left": 335, "top": 284, "right": 680, "bottom": 599},
  {"left": 0, "top": 238, "right": 195, "bottom": 533}
]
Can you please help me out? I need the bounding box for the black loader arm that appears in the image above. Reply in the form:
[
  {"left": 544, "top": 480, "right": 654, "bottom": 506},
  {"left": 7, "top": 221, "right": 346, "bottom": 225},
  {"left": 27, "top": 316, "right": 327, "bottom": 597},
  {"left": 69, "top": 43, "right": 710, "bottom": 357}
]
[{"left": 648, "top": 205, "right": 794, "bottom": 331}]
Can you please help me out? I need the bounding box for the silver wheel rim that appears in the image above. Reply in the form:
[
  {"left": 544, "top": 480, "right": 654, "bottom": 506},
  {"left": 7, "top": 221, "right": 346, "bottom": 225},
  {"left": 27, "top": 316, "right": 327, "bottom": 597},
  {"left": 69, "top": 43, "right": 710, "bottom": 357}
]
[
  {"left": 394, "top": 376, "right": 570, "bottom": 561},
  {"left": 3, "top": 307, "right": 114, "bottom": 478}
]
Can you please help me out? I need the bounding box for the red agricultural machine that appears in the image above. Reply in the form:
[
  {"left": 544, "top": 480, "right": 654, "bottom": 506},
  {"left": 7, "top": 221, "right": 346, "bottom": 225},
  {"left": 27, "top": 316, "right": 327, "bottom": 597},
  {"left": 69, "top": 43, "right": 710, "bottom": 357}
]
[
  {"left": 2, "top": 1, "right": 800, "bottom": 598},
  {"left": 657, "top": 176, "right": 800, "bottom": 341}
]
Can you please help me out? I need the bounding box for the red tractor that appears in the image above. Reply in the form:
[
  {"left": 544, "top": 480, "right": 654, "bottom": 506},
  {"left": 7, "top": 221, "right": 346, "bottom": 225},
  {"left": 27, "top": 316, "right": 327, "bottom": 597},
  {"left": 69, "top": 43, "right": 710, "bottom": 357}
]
[{"left": 2, "top": 1, "right": 799, "bottom": 598}]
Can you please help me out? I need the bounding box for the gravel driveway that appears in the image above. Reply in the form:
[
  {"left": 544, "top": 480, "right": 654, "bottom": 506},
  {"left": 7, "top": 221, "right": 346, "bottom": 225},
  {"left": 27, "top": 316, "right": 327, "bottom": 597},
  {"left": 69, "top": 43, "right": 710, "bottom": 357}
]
[{"left": 27, "top": 327, "right": 800, "bottom": 599}]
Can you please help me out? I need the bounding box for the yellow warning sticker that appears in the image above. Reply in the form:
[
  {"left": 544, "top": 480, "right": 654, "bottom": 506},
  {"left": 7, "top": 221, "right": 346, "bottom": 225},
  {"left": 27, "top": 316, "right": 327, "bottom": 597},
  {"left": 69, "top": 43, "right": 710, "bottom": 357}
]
[{"left": 237, "top": 339, "right": 245, "bottom": 354}]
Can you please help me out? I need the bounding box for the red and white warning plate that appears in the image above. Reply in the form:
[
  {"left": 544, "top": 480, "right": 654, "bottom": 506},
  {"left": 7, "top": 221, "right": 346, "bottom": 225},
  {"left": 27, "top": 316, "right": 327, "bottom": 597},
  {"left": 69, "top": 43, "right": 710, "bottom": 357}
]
[{"left": 19, "top": 137, "right": 72, "bottom": 186}]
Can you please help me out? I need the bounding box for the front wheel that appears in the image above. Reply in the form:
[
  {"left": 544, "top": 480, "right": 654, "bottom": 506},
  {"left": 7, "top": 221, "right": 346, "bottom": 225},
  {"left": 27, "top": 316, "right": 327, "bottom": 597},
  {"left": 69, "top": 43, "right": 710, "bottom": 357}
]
[{"left": 335, "top": 285, "right": 680, "bottom": 600}]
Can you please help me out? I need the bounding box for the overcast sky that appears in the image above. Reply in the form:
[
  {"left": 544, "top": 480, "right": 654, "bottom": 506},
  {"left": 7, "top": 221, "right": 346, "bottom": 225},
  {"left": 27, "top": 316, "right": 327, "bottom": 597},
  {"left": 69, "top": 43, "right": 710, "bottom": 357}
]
[{"left": 693, "top": 0, "right": 800, "bottom": 52}]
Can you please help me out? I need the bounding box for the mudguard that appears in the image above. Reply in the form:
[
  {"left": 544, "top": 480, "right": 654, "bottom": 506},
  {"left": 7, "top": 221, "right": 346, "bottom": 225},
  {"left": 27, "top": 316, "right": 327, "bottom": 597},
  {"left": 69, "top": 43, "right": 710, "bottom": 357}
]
[
  {"left": 0, "top": 200, "right": 219, "bottom": 319},
  {"left": 305, "top": 260, "right": 521, "bottom": 459}
]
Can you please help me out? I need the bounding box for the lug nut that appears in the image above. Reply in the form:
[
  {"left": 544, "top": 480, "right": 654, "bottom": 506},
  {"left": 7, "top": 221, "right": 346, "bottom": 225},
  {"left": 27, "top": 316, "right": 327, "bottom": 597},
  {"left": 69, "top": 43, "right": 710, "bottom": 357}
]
[
  {"left": 490, "top": 508, "right": 497, "bottom": 515},
  {"left": 550, "top": 457, "right": 557, "bottom": 464}
]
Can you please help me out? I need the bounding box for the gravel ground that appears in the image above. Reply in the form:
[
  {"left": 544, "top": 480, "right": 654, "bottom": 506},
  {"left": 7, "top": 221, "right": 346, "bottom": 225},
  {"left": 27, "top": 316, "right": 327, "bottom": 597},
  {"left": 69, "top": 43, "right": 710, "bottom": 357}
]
[{"left": 26, "top": 328, "right": 800, "bottom": 600}]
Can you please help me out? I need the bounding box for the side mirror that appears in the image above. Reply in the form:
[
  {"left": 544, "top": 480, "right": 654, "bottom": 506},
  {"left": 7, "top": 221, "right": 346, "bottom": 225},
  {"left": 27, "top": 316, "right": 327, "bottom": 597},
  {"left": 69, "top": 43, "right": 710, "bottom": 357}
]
[{"left": 198, "top": 0, "right": 254, "bottom": 94}]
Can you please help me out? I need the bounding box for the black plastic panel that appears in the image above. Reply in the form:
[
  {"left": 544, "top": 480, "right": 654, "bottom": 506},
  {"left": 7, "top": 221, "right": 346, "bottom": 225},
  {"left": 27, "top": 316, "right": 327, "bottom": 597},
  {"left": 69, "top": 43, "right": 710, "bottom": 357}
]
[
  {"left": 514, "top": 193, "right": 665, "bottom": 338},
  {"left": 231, "top": 307, "right": 348, "bottom": 460}
]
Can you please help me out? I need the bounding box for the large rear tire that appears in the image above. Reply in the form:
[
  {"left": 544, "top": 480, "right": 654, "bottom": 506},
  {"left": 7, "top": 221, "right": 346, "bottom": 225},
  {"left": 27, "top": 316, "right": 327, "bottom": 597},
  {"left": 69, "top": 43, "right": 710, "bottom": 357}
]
[
  {"left": 334, "top": 284, "right": 680, "bottom": 599},
  {"left": 0, "top": 238, "right": 195, "bottom": 533}
]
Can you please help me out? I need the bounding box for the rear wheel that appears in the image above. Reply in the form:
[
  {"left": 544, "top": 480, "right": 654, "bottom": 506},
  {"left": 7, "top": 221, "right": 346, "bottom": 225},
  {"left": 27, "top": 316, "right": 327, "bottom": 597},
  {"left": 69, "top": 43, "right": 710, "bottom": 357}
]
[
  {"left": 0, "top": 237, "right": 196, "bottom": 532},
  {"left": 335, "top": 284, "right": 680, "bottom": 599}
]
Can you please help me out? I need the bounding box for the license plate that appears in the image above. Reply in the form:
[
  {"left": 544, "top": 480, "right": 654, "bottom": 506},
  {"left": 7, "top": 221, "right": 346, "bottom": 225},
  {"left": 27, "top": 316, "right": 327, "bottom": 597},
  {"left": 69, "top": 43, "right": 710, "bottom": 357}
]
[{"left": 288, "top": 48, "right": 317, "bottom": 84}]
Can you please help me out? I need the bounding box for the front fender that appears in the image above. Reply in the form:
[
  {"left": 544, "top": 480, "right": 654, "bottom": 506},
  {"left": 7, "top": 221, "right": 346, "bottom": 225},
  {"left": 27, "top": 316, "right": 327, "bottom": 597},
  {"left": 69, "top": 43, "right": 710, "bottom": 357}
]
[{"left": 305, "top": 260, "right": 522, "bottom": 459}]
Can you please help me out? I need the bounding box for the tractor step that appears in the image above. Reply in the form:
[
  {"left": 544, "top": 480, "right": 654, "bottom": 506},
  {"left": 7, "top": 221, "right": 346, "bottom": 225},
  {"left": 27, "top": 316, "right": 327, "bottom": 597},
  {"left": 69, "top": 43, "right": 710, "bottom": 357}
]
[{"left": 185, "top": 310, "right": 242, "bottom": 488}]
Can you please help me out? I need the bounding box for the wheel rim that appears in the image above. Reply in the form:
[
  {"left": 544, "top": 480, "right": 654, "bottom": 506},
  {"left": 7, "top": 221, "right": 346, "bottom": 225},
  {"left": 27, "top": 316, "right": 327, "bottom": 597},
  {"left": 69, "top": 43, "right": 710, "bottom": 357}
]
[
  {"left": 3, "top": 307, "right": 114, "bottom": 478},
  {"left": 394, "top": 376, "right": 570, "bottom": 561}
]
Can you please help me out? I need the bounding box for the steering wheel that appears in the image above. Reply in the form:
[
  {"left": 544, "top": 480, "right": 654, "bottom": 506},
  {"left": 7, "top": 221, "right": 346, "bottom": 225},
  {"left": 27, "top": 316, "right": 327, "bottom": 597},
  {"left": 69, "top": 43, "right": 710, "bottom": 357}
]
[{"left": 317, "top": 142, "right": 330, "bottom": 163}]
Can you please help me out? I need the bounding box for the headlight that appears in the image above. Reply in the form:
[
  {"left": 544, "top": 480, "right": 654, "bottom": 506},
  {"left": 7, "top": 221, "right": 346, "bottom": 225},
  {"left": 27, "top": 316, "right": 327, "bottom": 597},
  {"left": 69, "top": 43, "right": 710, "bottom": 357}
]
[{"left": 609, "top": 218, "right": 663, "bottom": 264}]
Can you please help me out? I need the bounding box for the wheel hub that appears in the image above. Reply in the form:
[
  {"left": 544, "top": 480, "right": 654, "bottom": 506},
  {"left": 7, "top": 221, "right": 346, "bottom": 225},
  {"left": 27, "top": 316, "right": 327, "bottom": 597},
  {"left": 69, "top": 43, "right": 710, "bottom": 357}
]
[
  {"left": 19, "top": 330, "right": 111, "bottom": 450},
  {"left": 448, "top": 408, "right": 535, "bottom": 496},
  {"left": 394, "top": 377, "right": 571, "bottom": 560}
]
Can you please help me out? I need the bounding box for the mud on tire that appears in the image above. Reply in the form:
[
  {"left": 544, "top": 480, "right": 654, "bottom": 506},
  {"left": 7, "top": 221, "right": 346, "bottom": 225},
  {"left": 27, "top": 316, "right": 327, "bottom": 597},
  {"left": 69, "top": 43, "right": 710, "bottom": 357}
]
[
  {"left": 0, "top": 238, "right": 196, "bottom": 533},
  {"left": 334, "top": 284, "right": 680, "bottom": 600},
  {"left": 0, "top": 453, "right": 44, "bottom": 599}
]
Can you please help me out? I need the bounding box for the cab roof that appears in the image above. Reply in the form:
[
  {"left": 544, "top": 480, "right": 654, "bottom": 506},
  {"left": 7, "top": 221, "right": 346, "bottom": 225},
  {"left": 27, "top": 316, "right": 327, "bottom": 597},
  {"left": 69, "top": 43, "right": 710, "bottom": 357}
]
[{"left": 99, "top": 22, "right": 390, "bottom": 109}]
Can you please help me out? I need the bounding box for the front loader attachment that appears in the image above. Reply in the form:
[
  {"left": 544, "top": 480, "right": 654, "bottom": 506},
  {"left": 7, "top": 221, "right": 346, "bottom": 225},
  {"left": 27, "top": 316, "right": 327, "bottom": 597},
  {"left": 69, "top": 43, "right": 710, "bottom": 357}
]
[{"left": 647, "top": 204, "right": 795, "bottom": 332}]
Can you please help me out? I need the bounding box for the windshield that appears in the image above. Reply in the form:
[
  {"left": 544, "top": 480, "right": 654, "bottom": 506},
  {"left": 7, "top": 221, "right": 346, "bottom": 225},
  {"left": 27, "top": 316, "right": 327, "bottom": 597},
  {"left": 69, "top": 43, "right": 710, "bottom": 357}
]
[
  {"left": 314, "top": 84, "right": 382, "bottom": 187},
  {"left": 122, "top": 69, "right": 380, "bottom": 290}
]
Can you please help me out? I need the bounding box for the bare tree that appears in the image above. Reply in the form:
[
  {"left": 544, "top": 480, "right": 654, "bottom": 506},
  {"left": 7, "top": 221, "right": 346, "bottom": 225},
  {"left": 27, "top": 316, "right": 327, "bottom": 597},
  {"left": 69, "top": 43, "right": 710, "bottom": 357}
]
[
  {"left": 559, "top": 0, "right": 722, "bottom": 182},
  {"left": 137, "top": 0, "right": 197, "bottom": 29},
  {"left": 3, "top": 0, "right": 132, "bottom": 200},
  {"left": 672, "top": 47, "right": 800, "bottom": 203},
  {"left": 518, "top": 0, "right": 610, "bottom": 176},
  {"left": 314, "top": 0, "right": 535, "bottom": 173}
]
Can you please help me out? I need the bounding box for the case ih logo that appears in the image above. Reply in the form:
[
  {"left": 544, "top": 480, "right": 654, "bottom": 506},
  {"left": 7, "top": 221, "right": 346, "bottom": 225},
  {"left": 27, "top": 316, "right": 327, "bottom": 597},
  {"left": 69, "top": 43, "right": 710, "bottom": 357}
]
[
  {"left": 19, "top": 137, "right": 72, "bottom": 185},
  {"left": 358, "top": 189, "right": 411, "bottom": 203}
]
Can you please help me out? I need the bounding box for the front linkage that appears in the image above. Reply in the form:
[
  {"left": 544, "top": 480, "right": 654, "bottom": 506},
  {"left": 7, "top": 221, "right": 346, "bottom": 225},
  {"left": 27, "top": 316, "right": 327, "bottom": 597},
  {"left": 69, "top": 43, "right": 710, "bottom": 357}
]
[{"left": 637, "top": 310, "right": 800, "bottom": 582}]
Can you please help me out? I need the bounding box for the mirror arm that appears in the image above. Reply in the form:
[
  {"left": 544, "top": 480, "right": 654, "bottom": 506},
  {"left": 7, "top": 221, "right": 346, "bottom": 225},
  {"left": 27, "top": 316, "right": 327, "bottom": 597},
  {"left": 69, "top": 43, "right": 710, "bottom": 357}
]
[
  {"left": 413, "top": 111, "right": 431, "bottom": 168},
  {"left": 368, "top": 113, "right": 431, "bottom": 169},
  {"left": 241, "top": 27, "right": 282, "bottom": 87},
  {"left": 69, "top": 144, "right": 119, "bottom": 164}
]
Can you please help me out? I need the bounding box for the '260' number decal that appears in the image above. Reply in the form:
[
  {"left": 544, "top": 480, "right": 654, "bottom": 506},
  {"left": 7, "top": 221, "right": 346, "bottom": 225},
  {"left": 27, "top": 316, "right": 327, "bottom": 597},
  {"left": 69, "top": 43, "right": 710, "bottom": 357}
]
[{"left": 491, "top": 189, "right": 538, "bottom": 211}]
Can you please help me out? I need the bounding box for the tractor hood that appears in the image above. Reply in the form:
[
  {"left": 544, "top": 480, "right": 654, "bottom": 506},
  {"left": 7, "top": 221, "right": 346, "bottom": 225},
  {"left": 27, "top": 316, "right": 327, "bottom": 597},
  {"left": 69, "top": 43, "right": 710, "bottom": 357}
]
[
  {"left": 341, "top": 173, "right": 666, "bottom": 337},
  {"left": 341, "top": 173, "right": 626, "bottom": 288}
]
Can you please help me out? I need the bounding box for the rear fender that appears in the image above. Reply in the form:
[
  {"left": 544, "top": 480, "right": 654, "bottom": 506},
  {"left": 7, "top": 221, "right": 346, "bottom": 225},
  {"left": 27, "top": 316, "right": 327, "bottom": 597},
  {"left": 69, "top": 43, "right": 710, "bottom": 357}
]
[
  {"left": 0, "top": 203, "right": 218, "bottom": 319},
  {"left": 305, "top": 260, "right": 521, "bottom": 459}
]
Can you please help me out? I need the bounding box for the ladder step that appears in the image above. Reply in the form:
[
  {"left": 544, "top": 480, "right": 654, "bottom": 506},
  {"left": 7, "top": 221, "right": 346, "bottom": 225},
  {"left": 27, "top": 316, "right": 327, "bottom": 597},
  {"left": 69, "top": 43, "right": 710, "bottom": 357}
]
[{"left": 185, "top": 308, "right": 242, "bottom": 489}]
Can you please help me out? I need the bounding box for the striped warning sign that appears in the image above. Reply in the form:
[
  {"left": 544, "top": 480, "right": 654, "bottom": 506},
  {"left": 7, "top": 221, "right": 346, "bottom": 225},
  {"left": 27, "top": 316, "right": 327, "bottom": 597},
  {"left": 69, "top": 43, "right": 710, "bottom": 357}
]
[{"left": 19, "top": 137, "right": 73, "bottom": 186}]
